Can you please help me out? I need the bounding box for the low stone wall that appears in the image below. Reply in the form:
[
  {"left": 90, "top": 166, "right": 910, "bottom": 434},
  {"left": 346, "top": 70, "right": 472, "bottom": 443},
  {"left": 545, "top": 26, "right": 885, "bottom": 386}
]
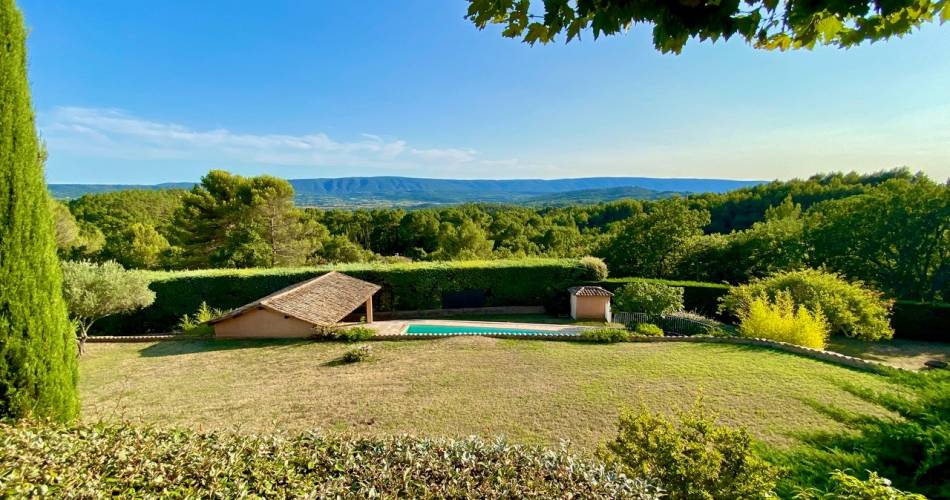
[{"left": 86, "top": 335, "right": 183, "bottom": 343}]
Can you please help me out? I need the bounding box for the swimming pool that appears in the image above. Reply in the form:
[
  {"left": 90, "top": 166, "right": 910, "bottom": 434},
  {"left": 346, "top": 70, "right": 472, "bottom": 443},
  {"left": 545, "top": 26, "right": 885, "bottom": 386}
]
[{"left": 404, "top": 324, "right": 575, "bottom": 337}]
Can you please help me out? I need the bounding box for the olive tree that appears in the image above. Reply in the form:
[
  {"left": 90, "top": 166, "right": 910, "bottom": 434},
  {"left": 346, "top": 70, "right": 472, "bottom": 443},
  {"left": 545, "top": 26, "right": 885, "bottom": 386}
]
[{"left": 61, "top": 260, "right": 155, "bottom": 354}]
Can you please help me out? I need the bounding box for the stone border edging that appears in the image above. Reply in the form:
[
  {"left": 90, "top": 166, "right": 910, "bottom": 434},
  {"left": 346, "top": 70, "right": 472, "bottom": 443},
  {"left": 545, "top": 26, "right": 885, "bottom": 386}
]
[{"left": 86, "top": 335, "right": 185, "bottom": 343}]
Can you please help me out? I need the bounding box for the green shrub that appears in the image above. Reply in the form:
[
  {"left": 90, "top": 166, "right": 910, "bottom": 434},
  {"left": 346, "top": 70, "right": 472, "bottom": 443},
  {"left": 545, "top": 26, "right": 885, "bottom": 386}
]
[
  {"left": 0, "top": 0, "right": 78, "bottom": 421},
  {"left": 737, "top": 292, "right": 829, "bottom": 349},
  {"left": 333, "top": 326, "right": 375, "bottom": 342},
  {"left": 794, "top": 470, "right": 926, "bottom": 500},
  {"left": 177, "top": 301, "right": 223, "bottom": 337},
  {"left": 634, "top": 323, "right": 664, "bottom": 336},
  {"left": 580, "top": 327, "right": 631, "bottom": 343},
  {"left": 614, "top": 281, "right": 684, "bottom": 316},
  {"left": 660, "top": 311, "right": 725, "bottom": 336},
  {"left": 341, "top": 345, "right": 373, "bottom": 363},
  {"left": 721, "top": 269, "right": 893, "bottom": 341},
  {"left": 93, "top": 259, "right": 601, "bottom": 335},
  {"left": 579, "top": 255, "right": 609, "bottom": 280},
  {"left": 0, "top": 422, "right": 659, "bottom": 498},
  {"left": 595, "top": 277, "right": 947, "bottom": 341},
  {"left": 600, "top": 403, "right": 778, "bottom": 499},
  {"left": 774, "top": 370, "right": 950, "bottom": 498}
]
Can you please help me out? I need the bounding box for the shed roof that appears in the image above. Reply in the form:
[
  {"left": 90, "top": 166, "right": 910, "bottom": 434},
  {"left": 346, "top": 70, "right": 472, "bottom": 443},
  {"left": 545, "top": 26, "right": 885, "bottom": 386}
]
[
  {"left": 210, "top": 272, "right": 381, "bottom": 326},
  {"left": 568, "top": 286, "right": 614, "bottom": 297}
]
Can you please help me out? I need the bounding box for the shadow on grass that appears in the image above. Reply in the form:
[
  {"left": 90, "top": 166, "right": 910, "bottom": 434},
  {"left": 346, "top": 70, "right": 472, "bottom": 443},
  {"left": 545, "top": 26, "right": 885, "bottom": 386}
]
[
  {"left": 321, "top": 357, "right": 356, "bottom": 368},
  {"left": 826, "top": 335, "right": 950, "bottom": 369},
  {"left": 139, "top": 338, "right": 311, "bottom": 357}
]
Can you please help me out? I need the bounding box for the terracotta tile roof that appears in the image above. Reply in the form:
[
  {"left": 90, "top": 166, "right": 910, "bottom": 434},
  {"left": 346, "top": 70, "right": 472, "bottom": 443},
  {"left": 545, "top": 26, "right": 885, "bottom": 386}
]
[
  {"left": 210, "top": 272, "right": 381, "bottom": 326},
  {"left": 568, "top": 286, "right": 614, "bottom": 297}
]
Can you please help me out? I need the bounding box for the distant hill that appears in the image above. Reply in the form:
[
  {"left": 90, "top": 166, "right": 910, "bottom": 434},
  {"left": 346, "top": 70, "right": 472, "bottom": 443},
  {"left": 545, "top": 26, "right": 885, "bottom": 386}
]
[
  {"left": 525, "top": 186, "right": 681, "bottom": 205},
  {"left": 49, "top": 176, "right": 762, "bottom": 207},
  {"left": 49, "top": 182, "right": 195, "bottom": 199}
]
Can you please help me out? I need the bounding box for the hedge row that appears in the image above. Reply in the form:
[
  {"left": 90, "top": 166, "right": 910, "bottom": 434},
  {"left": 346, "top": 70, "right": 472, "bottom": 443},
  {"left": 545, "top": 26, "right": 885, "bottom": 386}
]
[
  {"left": 0, "top": 422, "right": 659, "bottom": 498},
  {"left": 890, "top": 301, "right": 950, "bottom": 342},
  {"left": 595, "top": 278, "right": 950, "bottom": 342},
  {"left": 97, "top": 259, "right": 602, "bottom": 335}
]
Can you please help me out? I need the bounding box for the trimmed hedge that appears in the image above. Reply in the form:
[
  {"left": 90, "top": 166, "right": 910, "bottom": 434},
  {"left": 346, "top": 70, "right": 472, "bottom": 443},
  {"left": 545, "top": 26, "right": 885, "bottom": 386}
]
[
  {"left": 891, "top": 301, "right": 950, "bottom": 342},
  {"left": 96, "top": 259, "right": 601, "bottom": 335},
  {"left": 0, "top": 422, "right": 659, "bottom": 498},
  {"left": 596, "top": 278, "right": 949, "bottom": 342}
]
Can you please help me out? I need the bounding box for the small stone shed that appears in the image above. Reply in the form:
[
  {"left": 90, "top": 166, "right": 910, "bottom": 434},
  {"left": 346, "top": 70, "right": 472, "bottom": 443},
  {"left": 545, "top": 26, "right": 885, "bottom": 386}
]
[
  {"left": 568, "top": 286, "right": 613, "bottom": 322},
  {"left": 210, "top": 272, "right": 381, "bottom": 339}
]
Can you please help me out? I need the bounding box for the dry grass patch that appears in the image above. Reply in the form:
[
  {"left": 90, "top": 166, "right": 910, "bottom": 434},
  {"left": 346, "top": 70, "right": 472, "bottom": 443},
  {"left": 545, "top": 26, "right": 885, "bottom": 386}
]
[{"left": 81, "top": 337, "right": 897, "bottom": 450}]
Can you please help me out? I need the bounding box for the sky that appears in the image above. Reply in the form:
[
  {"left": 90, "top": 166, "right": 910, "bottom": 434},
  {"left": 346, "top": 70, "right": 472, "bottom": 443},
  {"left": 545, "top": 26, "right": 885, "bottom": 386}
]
[{"left": 19, "top": 0, "right": 950, "bottom": 184}]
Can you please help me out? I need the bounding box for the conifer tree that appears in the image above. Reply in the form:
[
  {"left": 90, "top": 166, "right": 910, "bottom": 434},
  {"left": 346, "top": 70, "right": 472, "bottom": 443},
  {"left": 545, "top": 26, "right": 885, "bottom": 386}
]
[{"left": 0, "top": 0, "right": 79, "bottom": 421}]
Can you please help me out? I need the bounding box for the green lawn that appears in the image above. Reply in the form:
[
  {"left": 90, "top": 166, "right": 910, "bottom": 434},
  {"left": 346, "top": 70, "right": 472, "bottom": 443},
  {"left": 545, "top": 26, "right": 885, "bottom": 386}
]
[{"left": 80, "top": 337, "right": 898, "bottom": 451}]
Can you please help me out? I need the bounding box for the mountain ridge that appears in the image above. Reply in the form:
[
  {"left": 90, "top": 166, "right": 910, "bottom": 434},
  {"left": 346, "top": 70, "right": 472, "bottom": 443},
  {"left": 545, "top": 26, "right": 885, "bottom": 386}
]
[{"left": 49, "top": 175, "right": 763, "bottom": 207}]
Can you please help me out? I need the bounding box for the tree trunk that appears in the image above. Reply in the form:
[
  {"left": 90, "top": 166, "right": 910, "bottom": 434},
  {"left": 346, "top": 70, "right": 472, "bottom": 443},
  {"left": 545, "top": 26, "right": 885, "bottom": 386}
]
[{"left": 77, "top": 323, "right": 91, "bottom": 356}]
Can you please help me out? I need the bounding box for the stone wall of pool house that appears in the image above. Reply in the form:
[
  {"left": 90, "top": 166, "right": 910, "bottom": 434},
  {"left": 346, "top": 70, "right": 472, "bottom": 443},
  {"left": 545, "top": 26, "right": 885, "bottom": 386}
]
[{"left": 214, "top": 307, "right": 315, "bottom": 339}]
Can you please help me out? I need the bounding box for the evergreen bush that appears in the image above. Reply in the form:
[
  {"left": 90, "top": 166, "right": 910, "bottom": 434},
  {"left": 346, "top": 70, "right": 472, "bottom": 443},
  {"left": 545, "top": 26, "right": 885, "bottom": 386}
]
[
  {"left": 0, "top": 0, "right": 78, "bottom": 421},
  {"left": 580, "top": 327, "right": 631, "bottom": 343},
  {"left": 634, "top": 323, "right": 664, "bottom": 337},
  {"left": 0, "top": 422, "right": 659, "bottom": 498}
]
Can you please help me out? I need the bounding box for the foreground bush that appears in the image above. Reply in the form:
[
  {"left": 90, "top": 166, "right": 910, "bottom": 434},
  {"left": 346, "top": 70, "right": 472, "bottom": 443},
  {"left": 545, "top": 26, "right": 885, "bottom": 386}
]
[
  {"left": 737, "top": 292, "right": 829, "bottom": 349},
  {"left": 601, "top": 403, "right": 778, "bottom": 499},
  {"left": 774, "top": 370, "right": 950, "bottom": 498},
  {"left": 581, "top": 327, "right": 631, "bottom": 343},
  {"left": 794, "top": 470, "right": 926, "bottom": 500},
  {"left": 614, "top": 281, "right": 684, "bottom": 316},
  {"left": 0, "top": 422, "right": 660, "bottom": 498},
  {"left": 721, "top": 269, "right": 893, "bottom": 341}
]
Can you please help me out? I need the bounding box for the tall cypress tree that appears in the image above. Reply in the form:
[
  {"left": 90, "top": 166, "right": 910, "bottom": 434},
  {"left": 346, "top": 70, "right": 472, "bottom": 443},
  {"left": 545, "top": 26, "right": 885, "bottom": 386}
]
[{"left": 0, "top": 0, "right": 78, "bottom": 421}]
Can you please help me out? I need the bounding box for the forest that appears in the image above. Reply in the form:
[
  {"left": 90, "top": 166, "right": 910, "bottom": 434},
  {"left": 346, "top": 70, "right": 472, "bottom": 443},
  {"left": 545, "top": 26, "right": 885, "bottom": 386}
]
[{"left": 52, "top": 167, "right": 949, "bottom": 301}]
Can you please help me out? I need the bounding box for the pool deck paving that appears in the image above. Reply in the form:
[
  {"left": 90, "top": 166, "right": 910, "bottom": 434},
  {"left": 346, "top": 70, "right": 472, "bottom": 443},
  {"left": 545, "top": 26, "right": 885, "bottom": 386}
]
[{"left": 345, "top": 319, "right": 590, "bottom": 337}]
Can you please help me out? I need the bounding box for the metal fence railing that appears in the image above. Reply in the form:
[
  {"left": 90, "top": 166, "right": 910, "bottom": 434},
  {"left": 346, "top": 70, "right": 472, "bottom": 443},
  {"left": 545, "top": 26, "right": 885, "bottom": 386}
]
[{"left": 613, "top": 311, "right": 723, "bottom": 336}]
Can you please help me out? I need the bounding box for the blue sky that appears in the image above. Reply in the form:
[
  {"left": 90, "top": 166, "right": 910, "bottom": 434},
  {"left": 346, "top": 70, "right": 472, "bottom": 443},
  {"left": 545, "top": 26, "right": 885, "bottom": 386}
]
[{"left": 20, "top": 0, "right": 950, "bottom": 184}]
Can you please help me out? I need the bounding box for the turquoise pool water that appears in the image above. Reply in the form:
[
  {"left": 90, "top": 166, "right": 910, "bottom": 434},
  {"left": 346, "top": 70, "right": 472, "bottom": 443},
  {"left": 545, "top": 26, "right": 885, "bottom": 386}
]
[{"left": 405, "top": 324, "right": 572, "bottom": 336}]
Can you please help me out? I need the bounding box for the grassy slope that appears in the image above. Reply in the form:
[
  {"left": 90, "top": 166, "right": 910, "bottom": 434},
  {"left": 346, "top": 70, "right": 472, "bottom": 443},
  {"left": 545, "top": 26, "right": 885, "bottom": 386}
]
[{"left": 80, "top": 338, "right": 896, "bottom": 450}]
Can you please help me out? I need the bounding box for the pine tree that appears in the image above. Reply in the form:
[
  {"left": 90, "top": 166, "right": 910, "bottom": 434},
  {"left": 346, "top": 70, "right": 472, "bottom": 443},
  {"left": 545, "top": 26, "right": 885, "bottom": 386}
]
[{"left": 0, "top": 0, "right": 79, "bottom": 421}]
